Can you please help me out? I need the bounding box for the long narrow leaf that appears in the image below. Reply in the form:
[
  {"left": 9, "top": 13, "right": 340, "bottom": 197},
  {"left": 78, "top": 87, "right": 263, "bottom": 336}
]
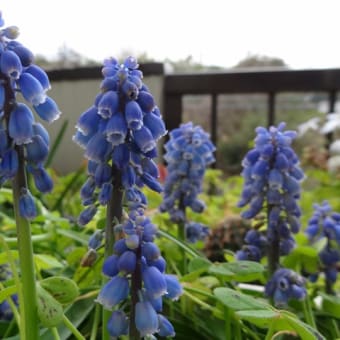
[{"left": 45, "top": 120, "right": 69, "bottom": 168}]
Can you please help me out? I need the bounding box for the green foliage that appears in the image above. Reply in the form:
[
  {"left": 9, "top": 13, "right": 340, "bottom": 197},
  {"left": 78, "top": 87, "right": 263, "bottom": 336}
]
[{"left": 1, "top": 160, "right": 340, "bottom": 338}]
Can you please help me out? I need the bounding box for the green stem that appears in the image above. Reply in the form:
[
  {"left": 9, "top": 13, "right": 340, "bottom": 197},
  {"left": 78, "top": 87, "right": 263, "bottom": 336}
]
[
  {"left": 302, "top": 297, "right": 317, "bottom": 330},
  {"left": 90, "top": 304, "right": 101, "bottom": 340},
  {"left": 13, "top": 146, "right": 39, "bottom": 340},
  {"left": 234, "top": 317, "right": 242, "bottom": 340},
  {"left": 103, "top": 167, "right": 123, "bottom": 340},
  {"left": 62, "top": 314, "right": 85, "bottom": 340},
  {"left": 264, "top": 321, "right": 275, "bottom": 340},
  {"left": 177, "top": 220, "right": 187, "bottom": 274},
  {"left": 178, "top": 199, "right": 187, "bottom": 274},
  {"left": 224, "top": 306, "right": 231, "bottom": 340},
  {"left": 51, "top": 327, "right": 61, "bottom": 340}
]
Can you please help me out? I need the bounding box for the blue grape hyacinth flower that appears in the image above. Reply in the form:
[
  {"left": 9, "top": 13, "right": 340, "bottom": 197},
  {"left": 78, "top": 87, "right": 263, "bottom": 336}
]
[
  {"left": 0, "top": 12, "right": 61, "bottom": 218},
  {"left": 160, "top": 122, "right": 215, "bottom": 242},
  {"left": 161, "top": 122, "right": 215, "bottom": 221},
  {"left": 265, "top": 268, "right": 306, "bottom": 307},
  {"left": 75, "top": 57, "right": 181, "bottom": 338},
  {"left": 237, "top": 122, "right": 304, "bottom": 274},
  {"left": 74, "top": 56, "right": 166, "bottom": 226},
  {"left": 305, "top": 201, "right": 340, "bottom": 292},
  {"left": 97, "top": 202, "right": 181, "bottom": 338}
]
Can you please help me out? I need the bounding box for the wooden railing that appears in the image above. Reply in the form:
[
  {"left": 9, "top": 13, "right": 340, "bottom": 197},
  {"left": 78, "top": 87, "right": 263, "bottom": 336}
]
[{"left": 163, "top": 68, "right": 340, "bottom": 147}]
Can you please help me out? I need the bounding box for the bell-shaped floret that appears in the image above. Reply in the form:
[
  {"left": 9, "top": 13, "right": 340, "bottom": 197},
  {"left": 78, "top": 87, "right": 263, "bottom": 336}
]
[
  {"left": 142, "top": 242, "right": 160, "bottom": 261},
  {"left": 137, "top": 91, "right": 155, "bottom": 113},
  {"left": 105, "top": 112, "right": 127, "bottom": 145},
  {"left": 18, "top": 72, "right": 46, "bottom": 105},
  {"left": 118, "top": 250, "right": 136, "bottom": 274},
  {"left": 78, "top": 205, "right": 97, "bottom": 226},
  {"left": 133, "top": 126, "right": 156, "bottom": 153},
  {"left": 97, "top": 91, "right": 119, "bottom": 119},
  {"left": 102, "top": 254, "right": 119, "bottom": 277},
  {"left": 0, "top": 148, "right": 18, "bottom": 180},
  {"left": 25, "top": 65, "right": 50, "bottom": 91},
  {"left": 7, "top": 42, "right": 34, "bottom": 66},
  {"left": 158, "top": 314, "right": 175, "bottom": 337},
  {"left": 142, "top": 266, "right": 167, "bottom": 299},
  {"left": 125, "top": 100, "right": 143, "bottom": 130},
  {"left": 29, "top": 166, "right": 53, "bottom": 193},
  {"left": 25, "top": 135, "right": 49, "bottom": 164},
  {"left": 96, "top": 275, "right": 129, "bottom": 310},
  {"left": 34, "top": 97, "right": 61, "bottom": 123},
  {"left": 9, "top": 103, "right": 34, "bottom": 145},
  {"left": 98, "top": 182, "right": 113, "bottom": 205},
  {"left": 94, "top": 163, "right": 112, "bottom": 187},
  {"left": 143, "top": 112, "right": 167, "bottom": 140},
  {"left": 164, "top": 274, "right": 182, "bottom": 300},
  {"left": 0, "top": 50, "right": 22, "bottom": 79},
  {"left": 85, "top": 132, "right": 112, "bottom": 163},
  {"left": 135, "top": 301, "right": 159, "bottom": 337},
  {"left": 107, "top": 310, "right": 129, "bottom": 337},
  {"left": 19, "top": 188, "right": 36, "bottom": 220}
]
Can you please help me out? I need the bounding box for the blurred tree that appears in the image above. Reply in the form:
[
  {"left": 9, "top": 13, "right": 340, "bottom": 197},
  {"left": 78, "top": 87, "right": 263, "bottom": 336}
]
[
  {"left": 164, "top": 55, "right": 223, "bottom": 73},
  {"left": 233, "top": 54, "right": 288, "bottom": 69}
]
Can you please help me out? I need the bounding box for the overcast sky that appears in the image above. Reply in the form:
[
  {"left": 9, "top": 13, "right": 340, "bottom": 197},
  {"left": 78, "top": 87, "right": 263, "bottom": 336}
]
[{"left": 1, "top": 0, "right": 340, "bottom": 69}]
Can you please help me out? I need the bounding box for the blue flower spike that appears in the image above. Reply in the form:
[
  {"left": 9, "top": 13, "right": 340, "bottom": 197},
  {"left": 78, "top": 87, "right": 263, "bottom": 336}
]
[
  {"left": 74, "top": 57, "right": 181, "bottom": 338},
  {"left": 305, "top": 201, "right": 340, "bottom": 292},
  {"left": 265, "top": 268, "right": 306, "bottom": 307},
  {"left": 160, "top": 122, "right": 215, "bottom": 242},
  {"left": 0, "top": 12, "right": 61, "bottom": 218},
  {"left": 237, "top": 123, "right": 304, "bottom": 274}
]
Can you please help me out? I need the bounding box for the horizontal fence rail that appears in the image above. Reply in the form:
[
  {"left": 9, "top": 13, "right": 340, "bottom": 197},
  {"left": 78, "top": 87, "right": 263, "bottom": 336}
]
[{"left": 163, "top": 68, "right": 340, "bottom": 148}]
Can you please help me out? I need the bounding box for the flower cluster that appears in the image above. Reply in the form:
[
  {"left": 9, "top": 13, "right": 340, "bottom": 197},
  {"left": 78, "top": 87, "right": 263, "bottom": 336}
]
[
  {"left": 0, "top": 12, "right": 60, "bottom": 219},
  {"left": 98, "top": 206, "right": 182, "bottom": 337},
  {"left": 160, "top": 122, "right": 215, "bottom": 242},
  {"left": 237, "top": 122, "right": 304, "bottom": 260},
  {"left": 74, "top": 57, "right": 182, "bottom": 337},
  {"left": 74, "top": 56, "right": 166, "bottom": 225},
  {"left": 265, "top": 268, "right": 306, "bottom": 307},
  {"left": 305, "top": 201, "right": 340, "bottom": 288}
]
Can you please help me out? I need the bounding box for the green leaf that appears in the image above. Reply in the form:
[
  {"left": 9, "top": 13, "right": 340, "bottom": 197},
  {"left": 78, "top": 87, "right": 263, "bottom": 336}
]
[
  {"left": 281, "top": 312, "right": 326, "bottom": 340},
  {"left": 209, "top": 261, "right": 264, "bottom": 282},
  {"left": 34, "top": 254, "right": 64, "bottom": 272},
  {"left": 36, "top": 284, "right": 64, "bottom": 328},
  {"left": 40, "top": 277, "right": 79, "bottom": 305},
  {"left": 198, "top": 276, "right": 220, "bottom": 289},
  {"left": 236, "top": 309, "right": 279, "bottom": 327},
  {"left": 188, "top": 257, "right": 211, "bottom": 272},
  {"left": 39, "top": 298, "right": 94, "bottom": 340},
  {"left": 213, "top": 287, "right": 270, "bottom": 311},
  {"left": 320, "top": 292, "right": 340, "bottom": 318},
  {"left": 236, "top": 308, "right": 325, "bottom": 339},
  {"left": 208, "top": 265, "right": 234, "bottom": 278},
  {"left": 0, "top": 285, "right": 17, "bottom": 303}
]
